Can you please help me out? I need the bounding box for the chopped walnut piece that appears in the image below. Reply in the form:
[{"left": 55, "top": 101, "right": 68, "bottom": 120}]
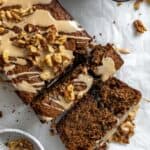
[
  {"left": 112, "top": 120, "right": 135, "bottom": 144},
  {"left": 6, "top": 10, "right": 13, "bottom": 19},
  {"left": 10, "top": 24, "right": 73, "bottom": 81},
  {"left": 146, "top": 0, "right": 150, "bottom": 4},
  {"left": 0, "top": 26, "right": 8, "bottom": 35},
  {"left": 40, "top": 70, "right": 54, "bottom": 81},
  {"left": 133, "top": 19, "right": 147, "bottom": 33},
  {"left": 48, "top": 45, "right": 54, "bottom": 53},
  {"left": 111, "top": 105, "right": 139, "bottom": 144},
  {"left": 121, "top": 121, "right": 134, "bottom": 134},
  {"left": 28, "top": 45, "right": 38, "bottom": 53},
  {"left": 6, "top": 138, "right": 34, "bottom": 150},
  {"left": 55, "top": 35, "right": 67, "bottom": 44},
  {"left": 0, "top": 0, "right": 4, "bottom": 5},
  {"left": 2, "top": 50, "right": 9, "bottom": 63},
  {"left": 45, "top": 54, "right": 53, "bottom": 67},
  {"left": 0, "top": 8, "right": 35, "bottom": 23},
  {"left": 64, "top": 84, "right": 75, "bottom": 102},
  {"left": 134, "top": 0, "right": 144, "bottom": 10},
  {"left": 52, "top": 53, "right": 63, "bottom": 64}
]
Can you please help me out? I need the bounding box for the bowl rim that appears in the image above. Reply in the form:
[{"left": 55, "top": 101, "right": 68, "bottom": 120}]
[{"left": 0, "top": 128, "right": 44, "bottom": 150}]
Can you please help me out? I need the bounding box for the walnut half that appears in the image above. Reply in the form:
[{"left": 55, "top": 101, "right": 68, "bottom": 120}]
[{"left": 133, "top": 19, "right": 147, "bottom": 33}]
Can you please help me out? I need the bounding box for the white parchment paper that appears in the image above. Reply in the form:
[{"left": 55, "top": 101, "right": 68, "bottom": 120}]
[{"left": 0, "top": 0, "right": 150, "bottom": 149}]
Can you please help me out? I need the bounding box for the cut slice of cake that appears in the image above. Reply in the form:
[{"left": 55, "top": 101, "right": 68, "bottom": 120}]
[
  {"left": 56, "top": 95, "right": 118, "bottom": 150},
  {"left": 32, "top": 64, "right": 94, "bottom": 122},
  {"left": 91, "top": 77, "right": 141, "bottom": 119},
  {"left": 56, "top": 78, "right": 141, "bottom": 150},
  {"left": 89, "top": 44, "right": 124, "bottom": 81}
]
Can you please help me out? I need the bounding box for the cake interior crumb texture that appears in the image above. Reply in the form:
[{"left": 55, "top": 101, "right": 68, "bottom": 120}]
[
  {"left": 92, "top": 77, "right": 142, "bottom": 118},
  {"left": 56, "top": 96, "right": 118, "bottom": 150}
]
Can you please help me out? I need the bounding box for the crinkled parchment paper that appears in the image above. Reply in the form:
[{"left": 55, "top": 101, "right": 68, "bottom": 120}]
[{"left": 0, "top": 0, "right": 150, "bottom": 149}]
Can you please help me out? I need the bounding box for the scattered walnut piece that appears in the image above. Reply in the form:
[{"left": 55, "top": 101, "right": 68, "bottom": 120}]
[
  {"left": 6, "top": 138, "right": 34, "bottom": 150},
  {"left": 117, "top": 2, "right": 122, "bottom": 6},
  {"left": 146, "top": 0, "right": 150, "bottom": 4},
  {"left": 134, "top": 0, "right": 144, "bottom": 10},
  {"left": 133, "top": 19, "right": 147, "bottom": 33}
]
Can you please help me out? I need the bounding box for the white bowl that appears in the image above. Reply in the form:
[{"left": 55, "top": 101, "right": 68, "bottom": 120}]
[{"left": 0, "top": 128, "right": 44, "bottom": 150}]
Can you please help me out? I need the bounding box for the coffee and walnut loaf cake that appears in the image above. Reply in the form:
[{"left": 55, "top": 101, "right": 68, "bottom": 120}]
[
  {"left": 0, "top": 1, "right": 142, "bottom": 150},
  {"left": 0, "top": 0, "right": 91, "bottom": 104},
  {"left": 0, "top": 0, "right": 124, "bottom": 110}
]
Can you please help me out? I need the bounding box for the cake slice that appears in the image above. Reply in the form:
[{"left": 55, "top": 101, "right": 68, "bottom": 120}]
[
  {"left": 56, "top": 95, "right": 118, "bottom": 150},
  {"left": 31, "top": 43, "right": 124, "bottom": 122},
  {"left": 91, "top": 77, "right": 141, "bottom": 119},
  {"left": 89, "top": 44, "right": 124, "bottom": 81},
  {"left": 56, "top": 78, "right": 141, "bottom": 150},
  {"left": 0, "top": 0, "right": 91, "bottom": 103},
  {"left": 32, "top": 64, "right": 94, "bottom": 122}
]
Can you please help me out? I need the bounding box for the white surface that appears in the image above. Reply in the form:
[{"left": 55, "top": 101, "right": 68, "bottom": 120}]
[{"left": 0, "top": 0, "right": 150, "bottom": 150}]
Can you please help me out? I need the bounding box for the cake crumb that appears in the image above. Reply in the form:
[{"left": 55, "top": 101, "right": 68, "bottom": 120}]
[
  {"left": 0, "top": 111, "right": 3, "bottom": 118},
  {"left": 134, "top": 0, "right": 144, "bottom": 10},
  {"left": 113, "top": 20, "right": 116, "bottom": 24},
  {"left": 117, "top": 2, "right": 122, "bottom": 6},
  {"left": 99, "top": 33, "right": 102, "bottom": 36}
]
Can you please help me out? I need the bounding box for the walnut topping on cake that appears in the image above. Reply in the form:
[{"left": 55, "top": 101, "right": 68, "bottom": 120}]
[
  {"left": 0, "top": 7, "right": 35, "bottom": 23},
  {"left": 2, "top": 50, "right": 9, "bottom": 62},
  {"left": 133, "top": 19, "right": 147, "bottom": 33},
  {"left": 64, "top": 84, "right": 75, "bottom": 102},
  {"left": 111, "top": 105, "right": 139, "bottom": 144},
  {"left": 112, "top": 119, "right": 135, "bottom": 144},
  {"left": 0, "top": 25, "right": 8, "bottom": 35},
  {"left": 40, "top": 69, "right": 54, "bottom": 81},
  {"left": 7, "top": 24, "right": 74, "bottom": 81}
]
